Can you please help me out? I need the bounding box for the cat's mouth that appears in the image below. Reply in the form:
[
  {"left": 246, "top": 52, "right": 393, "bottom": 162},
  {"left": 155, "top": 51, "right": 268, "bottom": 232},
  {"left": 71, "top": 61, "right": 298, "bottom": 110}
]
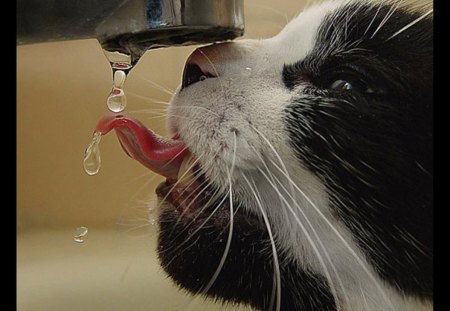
[{"left": 95, "top": 112, "right": 210, "bottom": 217}]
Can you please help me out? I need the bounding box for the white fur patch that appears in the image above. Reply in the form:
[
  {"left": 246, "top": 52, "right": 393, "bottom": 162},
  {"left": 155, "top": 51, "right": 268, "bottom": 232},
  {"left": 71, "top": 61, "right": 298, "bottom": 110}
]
[{"left": 167, "top": 0, "right": 432, "bottom": 310}]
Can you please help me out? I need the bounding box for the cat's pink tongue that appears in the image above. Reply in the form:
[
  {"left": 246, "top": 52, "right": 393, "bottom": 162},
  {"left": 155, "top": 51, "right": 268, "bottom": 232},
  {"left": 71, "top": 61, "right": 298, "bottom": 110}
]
[{"left": 95, "top": 113, "right": 187, "bottom": 181}]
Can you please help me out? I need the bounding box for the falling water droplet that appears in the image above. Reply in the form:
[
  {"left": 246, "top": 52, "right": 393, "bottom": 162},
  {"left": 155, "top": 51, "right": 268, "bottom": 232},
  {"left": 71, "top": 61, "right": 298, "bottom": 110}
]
[
  {"left": 103, "top": 50, "right": 135, "bottom": 112},
  {"left": 83, "top": 131, "right": 102, "bottom": 176},
  {"left": 113, "top": 70, "right": 127, "bottom": 88},
  {"left": 107, "top": 87, "right": 127, "bottom": 112},
  {"left": 73, "top": 226, "right": 88, "bottom": 243}
]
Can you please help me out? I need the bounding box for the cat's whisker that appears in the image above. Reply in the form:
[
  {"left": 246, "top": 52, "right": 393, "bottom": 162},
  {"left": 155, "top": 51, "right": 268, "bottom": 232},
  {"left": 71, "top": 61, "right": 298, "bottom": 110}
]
[
  {"left": 359, "top": 281, "right": 373, "bottom": 311},
  {"left": 123, "top": 171, "right": 155, "bottom": 186},
  {"left": 159, "top": 179, "right": 222, "bottom": 256},
  {"left": 248, "top": 125, "right": 387, "bottom": 309},
  {"left": 172, "top": 147, "right": 227, "bottom": 227},
  {"left": 386, "top": 8, "right": 432, "bottom": 41},
  {"left": 139, "top": 113, "right": 200, "bottom": 123},
  {"left": 255, "top": 163, "right": 342, "bottom": 308},
  {"left": 249, "top": 125, "right": 296, "bottom": 198},
  {"left": 128, "top": 104, "right": 220, "bottom": 119},
  {"left": 115, "top": 172, "right": 158, "bottom": 229},
  {"left": 370, "top": 1, "right": 401, "bottom": 39},
  {"left": 245, "top": 157, "right": 284, "bottom": 311},
  {"left": 170, "top": 175, "right": 216, "bottom": 232},
  {"left": 199, "top": 132, "right": 237, "bottom": 297},
  {"left": 127, "top": 91, "right": 170, "bottom": 105},
  {"left": 133, "top": 73, "right": 175, "bottom": 95},
  {"left": 126, "top": 107, "right": 169, "bottom": 112},
  {"left": 173, "top": 105, "right": 221, "bottom": 118},
  {"left": 154, "top": 153, "right": 203, "bottom": 215},
  {"left": 243, "top": 175, "right": 281, "bottom": 311},
  {"left": 162, "top": 189, "right": 228, "bottom": 264},
  {"left": 258, "top": 164, "right": 348, "bottom": 310},
  {"left": 161, "top": 148, "right": 225, "bottom": 254},
  {"left": 270, "top": 160, "right": 395, "bottom": 309},
  {"left": 363, "top": 1, "right": 383, "bottom": 37},
  {"left": 121, "top": 221, "right": 153, "bottom": 234},
  {"left": 249, "top": 144, "right": 345, "bottom": 309}
]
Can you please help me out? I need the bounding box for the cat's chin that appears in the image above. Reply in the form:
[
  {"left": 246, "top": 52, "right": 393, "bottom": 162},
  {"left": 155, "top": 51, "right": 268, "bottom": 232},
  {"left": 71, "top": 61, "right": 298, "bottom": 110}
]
[
  {"left": 155, "top": 186, "right": 240, "bottom": 297},
  {"left": 155, "top": 191, "right": 268, "bottom": 307},
  {"left": 155, "top": 190, "right": 337, "bottom": 311}
]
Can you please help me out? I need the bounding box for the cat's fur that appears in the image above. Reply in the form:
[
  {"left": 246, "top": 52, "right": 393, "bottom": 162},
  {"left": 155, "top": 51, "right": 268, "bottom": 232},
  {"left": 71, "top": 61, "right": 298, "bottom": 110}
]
[{"left": 156, "top": 1, "right": 433, "bottom": 310}]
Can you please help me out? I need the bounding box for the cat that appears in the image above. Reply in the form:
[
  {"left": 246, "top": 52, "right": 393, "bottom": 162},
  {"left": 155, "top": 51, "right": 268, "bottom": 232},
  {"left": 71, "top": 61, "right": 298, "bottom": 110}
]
[{"left": 98, "top": 0, "right": 433, "bottom": 309}]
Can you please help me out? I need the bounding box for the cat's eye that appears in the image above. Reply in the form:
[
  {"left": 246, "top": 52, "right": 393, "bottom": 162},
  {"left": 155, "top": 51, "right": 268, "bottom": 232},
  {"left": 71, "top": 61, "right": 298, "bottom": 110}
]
[
  {"left": 330, "top": 80, "right": 353, "bottom": 90},
  {"left": 323, "top": 69, "right": 380, "bottom": 95},
  {"left": 328, "top": 79, "right": 377, "bottom": 93}
]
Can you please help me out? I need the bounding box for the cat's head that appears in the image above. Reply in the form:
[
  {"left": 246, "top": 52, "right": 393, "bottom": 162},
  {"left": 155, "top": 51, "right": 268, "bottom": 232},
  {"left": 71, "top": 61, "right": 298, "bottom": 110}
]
[{"left": 100, "top": 0, "right": 433, "bottom": 309}]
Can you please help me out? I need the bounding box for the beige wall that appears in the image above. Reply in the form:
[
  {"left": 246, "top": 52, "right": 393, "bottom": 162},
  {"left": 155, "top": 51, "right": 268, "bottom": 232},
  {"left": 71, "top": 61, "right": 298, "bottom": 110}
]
[{"left": 17, "top": 0, "right": 306, "bottom": 230}]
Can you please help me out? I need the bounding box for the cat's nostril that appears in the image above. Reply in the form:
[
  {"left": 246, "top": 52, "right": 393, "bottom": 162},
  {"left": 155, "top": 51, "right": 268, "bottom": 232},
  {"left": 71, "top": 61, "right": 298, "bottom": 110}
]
[{"left": 182, "top": 63, "right": 216, "bottom": 89}]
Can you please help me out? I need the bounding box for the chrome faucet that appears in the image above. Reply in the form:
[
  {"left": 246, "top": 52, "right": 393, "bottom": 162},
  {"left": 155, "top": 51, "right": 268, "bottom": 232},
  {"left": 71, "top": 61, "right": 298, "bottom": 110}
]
[{"left": 17, "top": 0, "right": 244, "bottom": 62}]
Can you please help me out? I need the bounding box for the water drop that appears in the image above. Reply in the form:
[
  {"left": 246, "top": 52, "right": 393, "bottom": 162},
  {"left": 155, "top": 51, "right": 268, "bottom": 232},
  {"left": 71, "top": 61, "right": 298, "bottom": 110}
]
[
  {"left": 113, "top": 70, "right": 126, "bottom": 88},
  {"left": 149, "top": 218, "right": 156, "bottom": 226},
  {"left": 73, "top": 226, "right": 88, "bottom": 243},
  {"left": 103, "top": 50, "right": 134, "bottom": 112},
  {"left": 83, "top": 131, "right": 102, "bottom": 175},
  {"left": 107, "top": 87, "right": 127, "bottom": 112},
  {"left": 245, "top": 67, "right": 252, "bottom": 71}
]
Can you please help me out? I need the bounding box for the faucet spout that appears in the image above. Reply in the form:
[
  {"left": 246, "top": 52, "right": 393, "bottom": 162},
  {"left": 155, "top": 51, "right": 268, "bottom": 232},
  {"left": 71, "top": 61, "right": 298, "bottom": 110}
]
[{"left": 17, "top": 0, "right": 244, "bottom": 59}]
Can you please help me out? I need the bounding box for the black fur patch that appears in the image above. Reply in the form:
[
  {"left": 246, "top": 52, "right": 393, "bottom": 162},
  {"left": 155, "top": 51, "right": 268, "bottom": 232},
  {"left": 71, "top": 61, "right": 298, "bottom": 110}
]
[
  {"left": 158, "top": 200, "right": 337, "bottom": 311},
  {"left": 283, "top": 1, "right": 433, "bottom": 299}
]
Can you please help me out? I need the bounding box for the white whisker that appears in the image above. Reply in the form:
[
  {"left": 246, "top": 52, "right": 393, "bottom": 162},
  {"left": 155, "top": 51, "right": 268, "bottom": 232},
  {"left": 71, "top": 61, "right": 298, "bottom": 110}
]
[
  {"left": 386, "top": 9, "right": 432, "bottom": 41},
  {"left": 269, "top": 161, "right": 395, "bottom": 309},
  {"left": 154, "top": 153, "right": 203, "bottom": 213},
  {"left": 255, "top": 164, "right": 343, "bottom": 310},
  {"left": 201, "top": 132, "right": 237, "bottom": 295},
  {"left": 360, "top": 281, "right": 372, "bottom": 311},
  {"left": 134, "top": 73, "right": 175, "bottom": 95},
  {"left": 370, "top": 2, "right": 401, "bottom": 39},
  {"left": 171, "top": 175, "right": 218, "bottom": 230},
  {"left": 243, "top": 175, "right": 281, "bottom": 311},
  {"left": 127, "top": 91, "right": 170, "bottom": 105},
  {"left": 174, "top": 105, "right": 221, "bottom": 117},
  {"left": 248, "top": 126, "right": 342, "bottom": 307},
  {"left": 160, "top": 187, "right": 225, "bottom": 259},
  {"left": 363, "top": 1, "right": 383, "bottom": 37}
]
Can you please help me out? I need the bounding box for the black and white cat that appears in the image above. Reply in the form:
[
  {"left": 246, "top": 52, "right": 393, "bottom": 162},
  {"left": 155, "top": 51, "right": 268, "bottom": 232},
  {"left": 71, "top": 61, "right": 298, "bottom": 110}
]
[{"left": 99, "top": 0, "right": 433, "bottom": 309}]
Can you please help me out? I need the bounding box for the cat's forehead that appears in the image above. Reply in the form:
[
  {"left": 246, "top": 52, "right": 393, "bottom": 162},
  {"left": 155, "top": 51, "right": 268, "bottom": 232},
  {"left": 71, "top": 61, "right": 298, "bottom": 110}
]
[
  {"left": 268, "top": 0, "right": 431, "bottom": 77},
  {"left": 269, "top": 0, "right": 350, "bottom": 65}
]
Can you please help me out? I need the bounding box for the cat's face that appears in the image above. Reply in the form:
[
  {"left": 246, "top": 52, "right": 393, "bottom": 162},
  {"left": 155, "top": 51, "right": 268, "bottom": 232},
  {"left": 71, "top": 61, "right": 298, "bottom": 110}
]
[
  {"left": 159, "top": 0, "right": 433, "bottom": 310},
  {"left": 100, "top": 0, "right": 433, "bottom": 310}
]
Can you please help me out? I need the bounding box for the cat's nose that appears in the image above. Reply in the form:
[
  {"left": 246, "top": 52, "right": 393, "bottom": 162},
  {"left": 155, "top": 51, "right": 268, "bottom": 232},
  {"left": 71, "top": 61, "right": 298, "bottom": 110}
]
[{"left": 181, "top": 47, "right": 219, "bottom": 89}]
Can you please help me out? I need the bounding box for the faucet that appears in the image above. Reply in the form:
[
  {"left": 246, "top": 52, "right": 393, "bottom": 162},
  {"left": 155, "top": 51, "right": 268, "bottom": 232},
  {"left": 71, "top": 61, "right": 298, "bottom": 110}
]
[{"left": 17, "top": 0, "right": 244, "bottom": 62}]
